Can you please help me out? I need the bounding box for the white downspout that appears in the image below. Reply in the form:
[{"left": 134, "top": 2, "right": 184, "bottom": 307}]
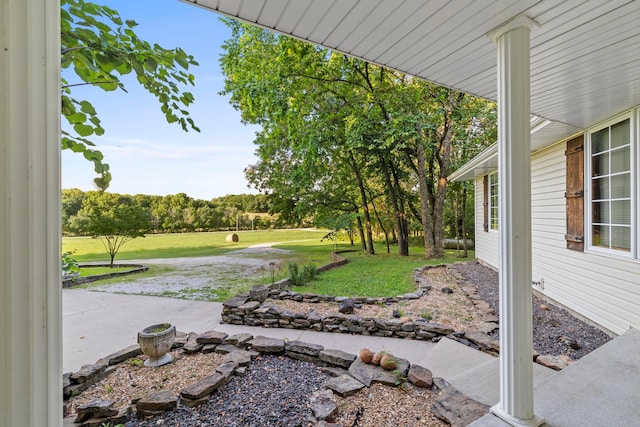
[
  {"left": 0, "top": 0, "right": 62, "bottom": 426},
  {"left": 490, "top": 16, "right": 544, "bottom": 426}
]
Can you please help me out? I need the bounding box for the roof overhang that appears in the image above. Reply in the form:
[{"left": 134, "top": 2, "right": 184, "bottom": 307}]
[
  {"left": 183, "top": 0, "right": 640, "bottom": 143},
  {"left": 449, "top": 143, "right": 497, "bottom": 182}
]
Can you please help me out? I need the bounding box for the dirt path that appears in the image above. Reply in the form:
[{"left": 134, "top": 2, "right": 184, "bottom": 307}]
[{"left": 84, "top": 243, "right": 297, "bottom": 300}]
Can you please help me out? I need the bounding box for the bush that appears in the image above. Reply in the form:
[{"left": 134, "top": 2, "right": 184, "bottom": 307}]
[{"left": 288, "top": 262, "right": 318, "bottom": 286}]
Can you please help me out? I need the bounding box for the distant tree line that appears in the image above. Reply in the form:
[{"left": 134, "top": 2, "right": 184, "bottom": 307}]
[{"left": 62, "top": 189, "right": 274, "bottom": 236}]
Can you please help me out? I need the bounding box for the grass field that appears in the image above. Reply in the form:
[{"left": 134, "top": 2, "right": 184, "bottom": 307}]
[
  {"left": 66, "top": 230, "right": 474, "bottom": 300},
  {"left": 63, "top": 229, "right": 330, "bottom": 262}
]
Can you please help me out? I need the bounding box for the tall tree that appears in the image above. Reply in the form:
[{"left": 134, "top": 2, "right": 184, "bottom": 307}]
[{"left": 61, "top": 0, "right": 199, "bottom": 189}]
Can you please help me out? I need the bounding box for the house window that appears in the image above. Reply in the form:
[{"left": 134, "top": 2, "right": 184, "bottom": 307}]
[
  {"left": 588, "top": 117, "right": 632, "bottom": 253},
  {"left": 489, "top": 172, "right": 499, "bottom": 230}
]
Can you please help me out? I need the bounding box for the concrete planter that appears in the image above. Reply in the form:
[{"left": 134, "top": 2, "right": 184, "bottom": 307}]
[{"left": 137, "top": 323, "right": 176, "bottom": 367}]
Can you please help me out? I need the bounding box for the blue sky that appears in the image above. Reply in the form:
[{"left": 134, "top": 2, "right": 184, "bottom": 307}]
[{"left": 62, "top": 0, "right": 262, "bottom": 200}]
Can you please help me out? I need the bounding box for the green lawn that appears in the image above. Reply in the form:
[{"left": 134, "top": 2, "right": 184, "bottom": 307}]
[
  {"left": 63, "top": 229, "right": 329, "bottom": 262},
  {"left": 78, "top": 266, "right": 134, "bottom": 277},
  {"left": 65, "top": 230, "right": 475, "bottom": 300},
  {"left": 288, "top": 243, "right": 475, "bottom": 297}
]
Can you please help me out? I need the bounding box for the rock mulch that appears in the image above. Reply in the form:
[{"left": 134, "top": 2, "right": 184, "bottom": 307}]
[
  {"left": 64, "top": 331, "right": 484, "bottom": 427},
  {"left": 451, "top": 262, "right": 612, "bottom": 362}
]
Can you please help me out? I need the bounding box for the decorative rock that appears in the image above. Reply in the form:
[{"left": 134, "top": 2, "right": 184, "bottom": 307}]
[
  {"left": 285, "top": 340, "right": 324, "bottom": 357},
  {"left": 392, "top": 309, "right": 402, "bottom": 318},
  {"left": 223, "top": 333, "right": 253, "bottom": 347},
  {"left": 103, "top": 345, "right": 142, "bottom": 366},
  {"left": 431, "top": 377, "right": 490, "bottom": 427},
  {"left": 222, "top": 296, "right": 248, "bottom": 309},
  {"left": 172, "top": 331, "right": 189, "bottom": 348},
  {"left": 216, "top": 361, "right": 238, "bottom": 379},
  {"left": 181, "top": 373, "right": 226, "bottom": 400},
  {"left": 75, "top": 398, "right": 117, "bottom": 423},
  {"left": 309, "top": 389, "right": 338, "bottom": 421},
  {"left": 70, "top": 363, "right": 106, "bottom": 384},
  {"left": 408, "top": 364, "right": 433, "bottom": 388},
  {"left": 359, "top": 348, "right": 373, "bottom": 364},
  {"left": 348, "top": 357, "right": 410, "bottom": 387},
  {"left": 196, "top": 330, "right": 228, "bottom": 345},
  {"left": 249, "top": 336, "right": 285, "bottom": 353},
  {"left": 419, "top": 322, "right": 455, "bottom": 335},
  {"left": 136, "top": 390, "right": 177, "bottom": 415},
  {"left": 372, "top": 352, "right": 382, "bottom": 365},
  {"left": 321, "top": 366, "right": 348, "bottom": 377},
  {"left": 238, "top": 301, "right": 261, "bottom": 311},
  {"left": 540, "top": 304, "right": 549, "bottom": 310},
  {"left": 476, "top": 321, "right": 499, "bottom": 334},
  {"left": 465, "top": 331, "right": 500, "bottom": 352},
  {"left": 380, "top": 353, "right": 397, "bottom": 371},
  {"left": 183, "top": 340, "right": 203, "bottom": 355},
  {"left": 214, "top": 344, "right": 239, "bottom": 354},
  {"left": 441, "top": 287, "right": 454, "bottom": 294},
  {"left": 201, "top": 344, "right": 217, "bottom": 354},
  {"left": 536, "top": 354, "right": 574, "bottom": 370},
  {"left": 323, "top": 374, "right": 365, "bottom": 397},
  {"left": 403, "top": 292, "right": 420, "bottom": 299},
  {"left": 223, "top": 350, "right": 252, "bottom": 367},
  {"left": 338, "top": 299, "right": 355, "bottom": 314},
  {"left": 318, "top": 349, "right": 357, "bottom": 369}
]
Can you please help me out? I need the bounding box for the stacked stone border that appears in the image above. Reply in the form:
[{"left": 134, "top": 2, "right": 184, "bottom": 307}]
[
  {"left": 223, "top": 263, "right": 574, "bottom": 371},
  {"left": 63, "top": 263, "right": 148, "bottom": 288},
  {"left": 62, "top": 331, "right": 488, "bottom": 426}
]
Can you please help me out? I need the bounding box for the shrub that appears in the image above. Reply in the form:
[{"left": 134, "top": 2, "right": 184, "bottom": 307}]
[{"left": 288, "top": 262, "right": 318, "bottom": 286}]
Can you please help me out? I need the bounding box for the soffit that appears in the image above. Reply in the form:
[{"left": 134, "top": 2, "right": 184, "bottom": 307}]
[{"left": 184, "top": 0, "right": 640, "bottom": 140}]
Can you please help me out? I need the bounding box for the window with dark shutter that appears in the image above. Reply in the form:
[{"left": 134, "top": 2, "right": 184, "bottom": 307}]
[
  {"left": 483, "top": 175, "right": 489, "bottom": 232},
  {"left": 565, "top": 135, "right": 584, "bottom": 251}
]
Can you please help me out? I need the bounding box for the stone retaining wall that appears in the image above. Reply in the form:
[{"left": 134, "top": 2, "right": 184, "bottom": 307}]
[{"left": 222, "top": 265, "right": 459, "bottom": 341}]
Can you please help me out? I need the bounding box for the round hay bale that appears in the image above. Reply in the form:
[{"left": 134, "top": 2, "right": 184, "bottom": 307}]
[{"left": 226, "top": 233, "right": 239, "bottom": 243}]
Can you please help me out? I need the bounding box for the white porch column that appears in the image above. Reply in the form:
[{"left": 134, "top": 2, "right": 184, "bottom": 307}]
[
  {"left": 490, "top": 17, "right": 543, "bottom": 426},
  {"left": 0, "top": 0, "right": 62, "bottom": 426}
]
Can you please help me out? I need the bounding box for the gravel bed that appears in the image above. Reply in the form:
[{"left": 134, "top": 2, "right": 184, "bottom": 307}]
[
  {"left": 452, "top": 262, "right": 612, "bottom": 359},
  {"left": 126, "top": 355, "right": 329, "bottom": 427}
]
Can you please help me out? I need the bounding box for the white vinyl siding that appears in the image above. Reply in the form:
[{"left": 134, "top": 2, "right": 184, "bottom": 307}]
[
  {"left": 473, "top": 137, "right": 640, "bottom": 335},
  {"left": 475, "top": 176, "right": 499, "bottom": 269},
  {"left": 530, "top": 141, "right": 640, "bottom": 336}
]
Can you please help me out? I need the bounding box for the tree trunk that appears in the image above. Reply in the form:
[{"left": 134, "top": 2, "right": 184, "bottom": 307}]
[
  {"left": 380, "top": 157, "right": 408, "bottom": 256},
  {"left": 416, "top": 142, "right": 435, "bottom": 258},
  {"left": 356, "top": 215, "right": 367, "bottom": 252},
  {"left": 433, "top": 119, "right": 454, "bottom": 258},
  {"left": 370, "top": 196, "right": 391, "bottom": 254},
  {"left": 350, "top": 152, "right": 375, "bottom": 254}
]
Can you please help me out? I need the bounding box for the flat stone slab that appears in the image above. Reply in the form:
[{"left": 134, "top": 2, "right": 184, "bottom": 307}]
[
  {"left": 136, "top": 390, "right": 177, "bottom": 412},
  {"left": 75, "top": 398, "right": 117, "bottom": 423},
  {"left": 103, "top": 344, "right": 142, "bottom": 366},
  {"left": 249, "top": 336, "right": 285, "bottom": 353},
  {"left": 418, "top": 322, "right": 455, "bottom": 335},
  {"left": 70, "top": 363, "right": 105, "bottom": 384},
  {"left": 323, "top": 374, "right": 365, "bottom": 397},
  {"left": 181, "top": 373, "right": 226, "bottom": 400},
  {"left": 224, "top": 333, "right": 254, "bottom": 346},
  {"left": 319, "top": 349, "right": 356, "bottom": 369},
  {"left": 196, "top": 330, "right": 228, "bottom": 344},
  {"left": 536, "top": 354, "right": 574, "bottom": 370},
  {"left": 309, "top": 389, "right": 338, "bottom": 421},
  {"left": 223, "top": 350, "right": 252, "bottom": 367},
  {"left": 348, "top": 357, "right": 410, "bottom": 387},
  {"left": 222, "top": 296, "right": 248, "bottom": 308},
  {"left": 408, "top": 364, "right": 433, "bottom": 388},
  {"left": 214, "top": 344, "right": 239, "bottom": 354},
  {"left": 285, "top": 340, "right": 324, "bottom": 357},
  {"left": 432, "top": 377, "right": 490, "bottom": 427}
]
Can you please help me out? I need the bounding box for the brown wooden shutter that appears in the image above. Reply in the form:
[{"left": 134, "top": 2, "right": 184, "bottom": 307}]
[
  {"left": 483, "top": 175, "right": 489, "bottom": 232},
  {"left": 565, "top": 135, "right": 584, "bottom": 251}
]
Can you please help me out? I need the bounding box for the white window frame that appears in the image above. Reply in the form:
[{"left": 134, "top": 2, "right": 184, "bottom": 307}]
[
  {"left": 585, "top": 110, "right": 636, "bottom": 258},
  {"left": 489, "top": 171, "right": 499, "bottom": 231}
]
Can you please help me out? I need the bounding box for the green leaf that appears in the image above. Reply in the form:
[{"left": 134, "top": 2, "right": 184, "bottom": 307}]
[{"left": 73, "top": 123, "right": 94, "bottom": 137}]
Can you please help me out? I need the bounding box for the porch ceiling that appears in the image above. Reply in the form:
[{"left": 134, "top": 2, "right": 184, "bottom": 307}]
[{"left": 184, "top": 0, "right": 640, "bottom": 145}]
